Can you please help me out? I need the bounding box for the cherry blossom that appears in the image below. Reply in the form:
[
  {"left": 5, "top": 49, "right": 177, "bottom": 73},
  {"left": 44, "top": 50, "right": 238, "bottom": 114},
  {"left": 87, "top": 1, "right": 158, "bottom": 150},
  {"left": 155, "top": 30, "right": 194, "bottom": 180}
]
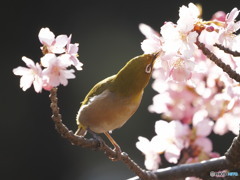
[
  {"left": 212, "top": 11, "right": 226, "bottom": 22},
  {"left": 41, "top": 54, "right": 75, "bottom": 88},
  {"left": 14, "top": 27, "right": 82, "bottom": 92},
  {"left": 213, "top": 90, "right": 240, "bottom": 135},
  {"left": 65, "top": 35, "right": 83, "bottom": 70},
  {"left": 154, "top": 120, "right": 190, "bottom": 163},
  {"left": 177, "top": 3, "right": 200, "bottom": 28},
  {"left": 167, "top": 55, "right": 195, "bottom": 82},
  {"left": 13, "top": 56, "right": 43, "bottom": 93},
  {"left": 218, "top": 8, "right": 240, "bottom": 49},
  {"left": 161, "top": 22, "right": 198, "bottom": 59},
  {"left": 136, "top": 136, "right": 161, "bottom": 170},
  {"left": 137, "top": 3, "right": 240, "bottom": 171},
  {"left": 161, "top": 3, "right": 200, "bottom": 58},
  {"left": 38, "top": 27, "right": 68, "bottom": 54},
  {"left": 149, "top": 83, "right": 200, "bottom": 124},
  {"left": 139, "top": 23, "right": 162, "bottom": 54},
  {"left": 190, "top": 110, "right": 214, "bottom": 156},
  {"left": 139, "top": 3, "right": 200, "bottom": 83}
]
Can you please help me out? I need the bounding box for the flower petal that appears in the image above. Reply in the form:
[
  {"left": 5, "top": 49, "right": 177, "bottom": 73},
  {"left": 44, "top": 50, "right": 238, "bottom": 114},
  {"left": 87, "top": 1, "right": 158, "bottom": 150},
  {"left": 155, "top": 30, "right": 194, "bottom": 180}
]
[
  {"left": 136, "top": 136, "right": 151, "bottom": 153},
  {"left": 13, "top": 67, "right": 29, "bottom": 76},
  {"left": 33, "top": 75, "right": 43, "bottom": 93},
  {"left": 41, "top": 54, "right": 57, "bottom": 67},
  {"left": 164, "top": 144, "right": 181, "bottom": 163},
  {"left": 155, "top": 120, "right": 169, "bottom": 136},
  {"left": 55, "top": 35, "right": 68, "bottom": 47},
  {"left": 195, "top": 119, "right": 214, "bottom": 137},
  {"left": 195, "top": 137, "right": 213, "bottom": 153},
  {"left": 20, "top": 73, "right": 34, "bottom": 91},
  {"left": 22, "top": 56, "right": 35, "bottom": 68},
  {"left": 139, "top": 23, "right": 160, "bottom": 39},
  {"left": 38, "top": 27, "right": 55, "bottom": 46},
  {"left": 145, "top": 152, "right": 161, "bottom": 170}
]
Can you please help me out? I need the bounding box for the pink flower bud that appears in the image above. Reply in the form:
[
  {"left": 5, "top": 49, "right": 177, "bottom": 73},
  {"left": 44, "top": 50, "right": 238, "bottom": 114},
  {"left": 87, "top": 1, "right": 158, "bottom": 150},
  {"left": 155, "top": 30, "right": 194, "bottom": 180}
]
[{"left": 212, "top": 11, "right": 226, "bottom": 21}]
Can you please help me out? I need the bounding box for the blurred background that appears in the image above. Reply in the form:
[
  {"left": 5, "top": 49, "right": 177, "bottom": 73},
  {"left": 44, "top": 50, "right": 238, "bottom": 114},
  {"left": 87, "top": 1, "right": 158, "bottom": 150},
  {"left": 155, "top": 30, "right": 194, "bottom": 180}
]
[{"left": 1, "top": 0, "right": 239, "bottom": 179}]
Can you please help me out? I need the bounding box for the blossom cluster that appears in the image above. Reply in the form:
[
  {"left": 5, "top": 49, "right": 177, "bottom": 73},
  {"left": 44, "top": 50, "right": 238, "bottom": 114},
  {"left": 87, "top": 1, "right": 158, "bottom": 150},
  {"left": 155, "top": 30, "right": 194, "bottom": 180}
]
[
  {"left": 13, "top": 28, "right": 82, "bottom": 93},
  {"left": 137, "top": 3, "right": 240, "bottom": 171}
]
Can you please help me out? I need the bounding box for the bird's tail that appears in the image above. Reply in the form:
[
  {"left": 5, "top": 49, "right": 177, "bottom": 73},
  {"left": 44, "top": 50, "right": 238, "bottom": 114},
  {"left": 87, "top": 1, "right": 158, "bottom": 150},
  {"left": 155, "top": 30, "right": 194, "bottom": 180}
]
[{"left": 75, "top": 124, "right": 87, "bottom": 136}]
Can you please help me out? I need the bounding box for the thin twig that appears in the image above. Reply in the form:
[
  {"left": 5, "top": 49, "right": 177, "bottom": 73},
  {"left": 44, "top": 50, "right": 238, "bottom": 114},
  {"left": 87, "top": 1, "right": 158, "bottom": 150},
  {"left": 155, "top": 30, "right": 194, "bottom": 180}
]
[
  {"left": 49, "top": 87, "right": 157, "bottom": 180},
  {"left": 214, "top": 44, "right": 240, "bottom": 57},
  {"left": 196, "top": 40, "right": 240, "bottom": 83}
]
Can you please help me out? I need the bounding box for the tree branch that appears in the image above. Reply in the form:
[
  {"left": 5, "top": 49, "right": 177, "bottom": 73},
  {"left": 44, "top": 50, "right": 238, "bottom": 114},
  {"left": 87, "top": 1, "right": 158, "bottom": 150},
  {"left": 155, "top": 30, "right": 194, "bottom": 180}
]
[
  {"left": 129, "top": 132, "right": 240, "bottom": 180},
  {"left": 196, "top": 40, "right": 240, "bottom": 83},
  {"left": 49, "top": 87, "right": 157, "bottom": 180},
  {"left": 214, "top": 44, "right": 240, "bottom": 57},
  {"left": 128, "top": 156, "right": 228, "bottom": 180}
]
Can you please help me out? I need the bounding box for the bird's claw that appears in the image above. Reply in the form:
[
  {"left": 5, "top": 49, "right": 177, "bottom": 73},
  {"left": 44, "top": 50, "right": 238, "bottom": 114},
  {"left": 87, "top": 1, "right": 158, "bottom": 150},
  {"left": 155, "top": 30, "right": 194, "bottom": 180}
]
[{"left": 109, "top": 145, "right": 122, "bottom": 161}]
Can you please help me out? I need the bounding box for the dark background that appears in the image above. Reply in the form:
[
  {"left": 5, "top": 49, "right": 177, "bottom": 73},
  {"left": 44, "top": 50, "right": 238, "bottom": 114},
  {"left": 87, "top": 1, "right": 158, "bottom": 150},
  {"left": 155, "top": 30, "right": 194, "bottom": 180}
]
[{"left": 1, "top": 0, "right": 239, "bottom": 180}]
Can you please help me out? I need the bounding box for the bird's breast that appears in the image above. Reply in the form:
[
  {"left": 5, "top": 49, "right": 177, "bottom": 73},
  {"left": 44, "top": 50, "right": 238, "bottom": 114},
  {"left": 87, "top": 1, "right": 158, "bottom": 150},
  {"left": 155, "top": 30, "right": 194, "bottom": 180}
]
[{"left": 76, "top": 89, "right": 143, "bottom": 133}]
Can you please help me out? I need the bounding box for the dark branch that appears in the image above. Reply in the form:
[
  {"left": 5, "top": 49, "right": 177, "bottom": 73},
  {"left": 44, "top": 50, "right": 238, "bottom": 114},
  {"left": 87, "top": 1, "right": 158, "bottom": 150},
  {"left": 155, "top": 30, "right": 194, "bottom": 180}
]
[
  {"left": 196, "top": 40, "right": 240, "bottom": 83},
  {"left": 49, "top": 87, "right": 157, "bottom": 180},
  {"left": 225, "top": 130, "right": 240, "bottom": 169},
  {"left": 129, "top": 157, "right": 228, "bottom": 180},
  {"left": 214, "top": 43, "right": 240, "bottom": 57},
  {"left": 129, "top": 132, "right": 240, "bottom": 180}
]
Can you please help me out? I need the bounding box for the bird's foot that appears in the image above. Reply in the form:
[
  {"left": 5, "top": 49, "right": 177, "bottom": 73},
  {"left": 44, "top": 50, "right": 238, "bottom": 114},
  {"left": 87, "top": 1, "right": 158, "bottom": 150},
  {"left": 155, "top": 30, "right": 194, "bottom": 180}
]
[
  {"left": 104, "top": 132, "right": 123, "bottom": 161},
  {"left": 109, "top": 143, "right": 122, "bottom": 161},
  {"left": 88, "top": 129, "right": 105, "bottom": 149}
]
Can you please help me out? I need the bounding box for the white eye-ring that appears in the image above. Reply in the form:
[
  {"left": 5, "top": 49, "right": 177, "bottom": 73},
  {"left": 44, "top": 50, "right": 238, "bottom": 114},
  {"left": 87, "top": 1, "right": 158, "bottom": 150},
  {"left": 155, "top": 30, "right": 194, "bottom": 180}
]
[{"left": 145, "top": 64, "right": 152, "bottom": 73}]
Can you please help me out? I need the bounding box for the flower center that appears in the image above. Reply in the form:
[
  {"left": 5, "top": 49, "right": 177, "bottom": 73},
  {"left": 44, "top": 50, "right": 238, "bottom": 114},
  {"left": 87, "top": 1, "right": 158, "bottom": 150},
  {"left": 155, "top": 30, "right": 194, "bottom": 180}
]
[
  {"left": 52, "top": 66, "right": 60, "bottom": 76},
  {"left": 180, "top": 32, "right": 187, "bottom": 41},
  {"left": 173, "top": 58, "right": 184, "bottom": 69}
]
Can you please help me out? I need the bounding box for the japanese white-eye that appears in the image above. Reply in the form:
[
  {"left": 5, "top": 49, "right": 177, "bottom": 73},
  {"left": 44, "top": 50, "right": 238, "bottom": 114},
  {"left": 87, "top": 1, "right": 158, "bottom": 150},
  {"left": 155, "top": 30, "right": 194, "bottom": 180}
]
[{"left": 75, "top": 53, "right": 158, "bottom": 148}]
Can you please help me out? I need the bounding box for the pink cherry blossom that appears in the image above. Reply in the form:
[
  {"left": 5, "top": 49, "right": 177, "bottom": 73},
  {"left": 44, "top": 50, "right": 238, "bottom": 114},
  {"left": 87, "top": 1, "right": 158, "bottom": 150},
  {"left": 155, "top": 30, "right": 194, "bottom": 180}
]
[
  {"left": 177, "top": 3, "right": 200, "bottom": 30},
  {"left": 137, "top": 3, "right": 240, "bottom": 171},
  {"left": 41, "top": 54, "right": 75, "bottom": 88},
  {"left": 139, "top": 23, "right": 162, "bottom": 54},
  {"left": 192, "top": 110, "right": 214, "bottom": 152},
  {"left": 13, "top": 56, "right": 43, "bottom": 93},
  {"left": 218, "top": 8, "right": 240, "bottom": 48},
  {"left": 192, "top": 110, "right": 213, "bottom": 137},
  {"left": 14, "top": 27, "right": 82, "bottom": 92},
  {"left": 136, "top": 136, "right": 161, "bottom": 170},
  {"left": 38, "top": 27, "right": 68, "bottom": 54},
  {"left": 65, "top": 35, "right": 83, "bottom": 70},
  {"left": 213, "top": 105, "right": 240, "bottom": 135},
  {"left": 194, "top": 137, "right": 213, "bottom": 155},
  {"left": 168, "top": 55, "right": 195, "bottom": 82},
  {"left": 212, "top": 11, "right": 226, "bottom": 22},
  {"left": 154, "top": 120, "right": 190, "bottom": 163},
  {"left": 149, "top": 83, "right": 199, "bottom": 124},
  {"left": 161, "top": 22, "right": 198, "bottom": 58}
]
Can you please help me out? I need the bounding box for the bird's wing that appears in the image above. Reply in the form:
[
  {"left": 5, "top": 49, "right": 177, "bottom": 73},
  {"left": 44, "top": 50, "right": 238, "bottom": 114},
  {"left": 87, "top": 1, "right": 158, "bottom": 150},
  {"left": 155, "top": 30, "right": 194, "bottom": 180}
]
[{"left": 81, "top": 75, "right": 116, "bottom": 106}]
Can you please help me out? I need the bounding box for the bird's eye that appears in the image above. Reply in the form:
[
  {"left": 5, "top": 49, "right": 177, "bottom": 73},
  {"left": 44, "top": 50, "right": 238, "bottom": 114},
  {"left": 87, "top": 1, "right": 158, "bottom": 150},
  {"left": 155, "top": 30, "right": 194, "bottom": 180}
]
[{"left": 145, "top": 64, "right": 152, "bottom": 73}]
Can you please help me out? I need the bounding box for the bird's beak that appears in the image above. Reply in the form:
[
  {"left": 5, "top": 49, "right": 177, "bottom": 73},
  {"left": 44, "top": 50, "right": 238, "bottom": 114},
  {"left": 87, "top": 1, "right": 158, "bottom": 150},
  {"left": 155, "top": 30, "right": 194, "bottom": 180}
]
[
  {"left": 153, "top": 51, "right": 161, "bottom": 60},
  {"left": 151, "top": 51, "right": 161, "bottom": 66}
]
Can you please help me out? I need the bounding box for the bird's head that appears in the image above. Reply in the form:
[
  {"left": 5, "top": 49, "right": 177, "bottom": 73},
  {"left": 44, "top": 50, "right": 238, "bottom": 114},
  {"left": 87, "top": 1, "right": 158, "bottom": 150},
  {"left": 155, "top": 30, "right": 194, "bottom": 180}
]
[{"left": 112, "top": 53, "right": 159, "bottom": 96}]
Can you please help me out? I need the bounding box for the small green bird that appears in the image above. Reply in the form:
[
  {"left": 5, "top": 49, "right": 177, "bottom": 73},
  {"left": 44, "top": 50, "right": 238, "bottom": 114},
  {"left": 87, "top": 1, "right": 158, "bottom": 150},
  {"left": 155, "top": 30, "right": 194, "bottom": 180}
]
[{"left": 75, "top": 53, "right": 158, "bottom": 150}]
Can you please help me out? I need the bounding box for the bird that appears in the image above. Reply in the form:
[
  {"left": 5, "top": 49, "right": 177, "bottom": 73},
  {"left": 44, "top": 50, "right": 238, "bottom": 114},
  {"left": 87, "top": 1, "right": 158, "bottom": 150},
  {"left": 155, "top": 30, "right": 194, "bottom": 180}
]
[{"left": 75, "top": 53, "right": 158, "bottom": 152}]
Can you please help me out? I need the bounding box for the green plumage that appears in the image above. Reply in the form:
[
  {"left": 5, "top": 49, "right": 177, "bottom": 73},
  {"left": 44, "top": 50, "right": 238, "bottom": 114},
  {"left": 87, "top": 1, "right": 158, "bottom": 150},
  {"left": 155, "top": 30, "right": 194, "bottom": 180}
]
[
  {"left": 76, "top": 53, "right": 157, "bottom": 135},
  {"left": 81, "top": 54, "right": 155, "bottom": 106},
  {"left": 81, "top": 75, "right": 116, "bottom": 106}
]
